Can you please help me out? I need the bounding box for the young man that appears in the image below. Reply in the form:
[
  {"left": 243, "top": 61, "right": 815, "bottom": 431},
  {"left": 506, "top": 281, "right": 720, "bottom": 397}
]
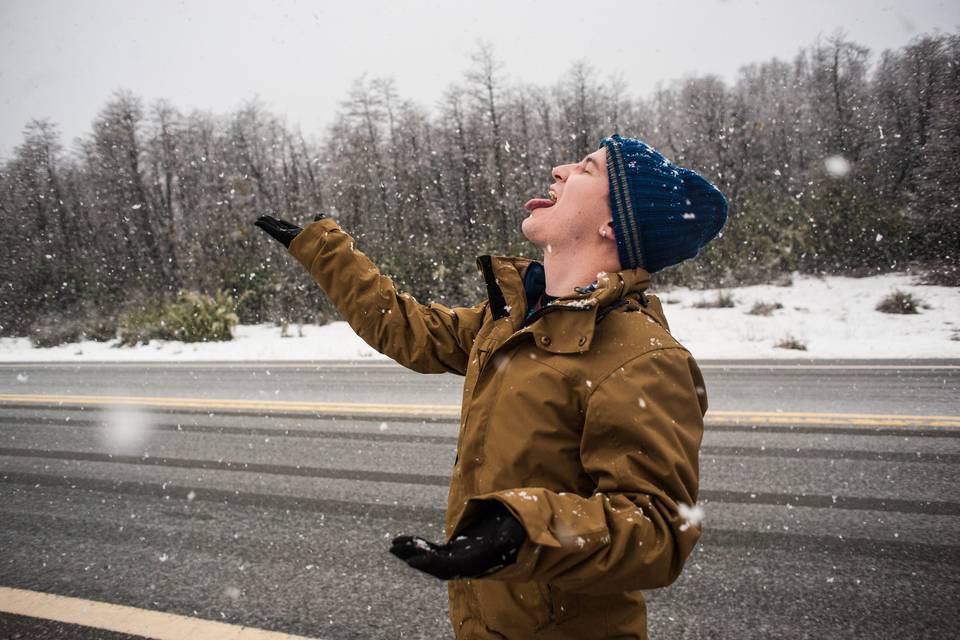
[{"left": 255, "top": 134, "right": 727, "bottom": 639}]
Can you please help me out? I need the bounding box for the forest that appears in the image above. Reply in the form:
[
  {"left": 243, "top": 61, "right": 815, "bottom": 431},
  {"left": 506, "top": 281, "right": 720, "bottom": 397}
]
[{"left": 1, "top": 30, "right": 957, "bottom": 342}]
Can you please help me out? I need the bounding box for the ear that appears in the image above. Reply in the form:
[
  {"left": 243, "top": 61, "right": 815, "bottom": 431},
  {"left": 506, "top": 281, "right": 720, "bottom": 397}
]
[{"left": 600, "top": 220, "right": 617, "bottom": 243}]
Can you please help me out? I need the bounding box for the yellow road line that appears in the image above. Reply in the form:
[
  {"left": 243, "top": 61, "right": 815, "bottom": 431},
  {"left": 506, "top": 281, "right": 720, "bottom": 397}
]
[
  {"left": 0, "top": 394, "right": 458, "bottom": 418},
  {"left": 706, "top": 410, "right": 960, "bottom": 428},
  {"left": 0, "top": 586, "right": 319, "bottom": 640},
  {"left": 1, "top": 394, "right": 958, "bottom": 428}
]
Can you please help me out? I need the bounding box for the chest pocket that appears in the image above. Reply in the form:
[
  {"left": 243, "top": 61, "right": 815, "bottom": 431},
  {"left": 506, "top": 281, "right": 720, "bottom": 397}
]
[{"left": 475, "top": 337, "right": 498, "bottom": 371}]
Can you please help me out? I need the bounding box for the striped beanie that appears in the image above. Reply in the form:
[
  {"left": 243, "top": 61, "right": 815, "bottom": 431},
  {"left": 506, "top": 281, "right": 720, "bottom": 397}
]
[{"left": 600, "top": 134, "right": 728, "bottom": 273}]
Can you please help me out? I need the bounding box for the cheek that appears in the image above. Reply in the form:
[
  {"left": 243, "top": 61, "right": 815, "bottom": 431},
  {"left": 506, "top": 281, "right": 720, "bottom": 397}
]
[{"left": 592, "top": 181, "right": 611, "bottom": 208}]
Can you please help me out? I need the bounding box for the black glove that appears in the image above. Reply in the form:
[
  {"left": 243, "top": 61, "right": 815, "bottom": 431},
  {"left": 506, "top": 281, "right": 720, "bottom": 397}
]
[
  {"left": 389, "top": 501, "right": 527, "bottom": 580},
  {"left": 254, "top": 213, "right": 326, "bottom": 248}
]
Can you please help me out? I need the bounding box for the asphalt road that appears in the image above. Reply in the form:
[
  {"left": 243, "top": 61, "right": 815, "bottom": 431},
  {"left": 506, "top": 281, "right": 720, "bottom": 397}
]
[
  {"left": 3, "top": 359, "right": 959, "bottom": 415},
  {"left": 0, "top": 362, "right": 958, "bottom": 639}
]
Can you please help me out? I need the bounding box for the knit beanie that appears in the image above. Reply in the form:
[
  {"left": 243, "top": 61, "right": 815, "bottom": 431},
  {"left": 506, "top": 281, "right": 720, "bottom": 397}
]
[{"left": 599, "top": 134, "right": 728, "bottom": 273}]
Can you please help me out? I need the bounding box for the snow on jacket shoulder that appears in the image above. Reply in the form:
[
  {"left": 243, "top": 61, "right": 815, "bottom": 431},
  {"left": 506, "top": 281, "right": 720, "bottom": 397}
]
[{"left": 289, "top": 218, "right": 707, "bottom": 640}]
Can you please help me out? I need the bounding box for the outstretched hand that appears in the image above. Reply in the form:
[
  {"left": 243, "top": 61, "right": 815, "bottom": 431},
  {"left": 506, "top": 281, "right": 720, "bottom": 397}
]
[
  {"left": 254, "top": 213, "right": 326, "bottom": 248},
  {"left": 389, "top": 501, "right": 527, "bottom": 580}
]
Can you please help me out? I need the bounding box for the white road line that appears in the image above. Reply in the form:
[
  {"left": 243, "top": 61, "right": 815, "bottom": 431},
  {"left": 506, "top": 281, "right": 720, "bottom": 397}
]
[
  {"left": 0, "top": 586, "right": 320, "bottom": 640},
  {"left": 0, "top": 361, "right": 396, "bottom": 369},
  {"left": 699, "top": 364, "right": 960, "bottom": 370},
  {"left": 0, "top": 361, "right": 957, "bottom": 370}
]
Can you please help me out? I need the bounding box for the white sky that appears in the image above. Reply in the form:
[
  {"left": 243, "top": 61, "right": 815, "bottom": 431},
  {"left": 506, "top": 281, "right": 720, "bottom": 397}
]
[{"left": 1, "top": 0, "right": 957, "bottom": 161}]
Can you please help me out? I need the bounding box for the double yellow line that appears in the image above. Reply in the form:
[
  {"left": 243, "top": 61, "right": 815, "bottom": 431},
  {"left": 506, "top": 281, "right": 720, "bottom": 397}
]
[
  {"left": 1, "top": 394, "right": 959, "bottom": 428},
  {"left": 0, "top": 393, "right": 458, "bottom": 419}
]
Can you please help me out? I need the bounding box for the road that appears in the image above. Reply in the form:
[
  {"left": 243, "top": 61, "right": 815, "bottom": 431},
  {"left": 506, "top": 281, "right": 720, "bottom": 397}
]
[
  {"left": 2, "top": 359, "right": 958, "bottom": 415},
  {"left": 0, "top": 361, "right": 958, "bottom": 639}
]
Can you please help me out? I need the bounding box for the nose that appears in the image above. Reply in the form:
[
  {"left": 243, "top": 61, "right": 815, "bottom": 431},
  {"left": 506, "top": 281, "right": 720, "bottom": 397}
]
[{"left": 552, "top": 164, "right": 570, "bottom": 182}]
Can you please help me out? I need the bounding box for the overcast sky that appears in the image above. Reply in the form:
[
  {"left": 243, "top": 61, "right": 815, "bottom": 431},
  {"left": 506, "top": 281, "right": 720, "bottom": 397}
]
[{"left": 1, "top": 0, "right": 957, "bottom": 161}]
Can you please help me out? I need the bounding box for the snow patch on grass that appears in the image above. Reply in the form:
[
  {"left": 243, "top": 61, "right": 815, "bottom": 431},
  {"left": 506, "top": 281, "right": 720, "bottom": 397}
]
[
  {"left": 658, "top": 272, "right": 959, "bottom": 359},
  {"left": 0, "top": 272, "right": 957, "bottom": 361}
]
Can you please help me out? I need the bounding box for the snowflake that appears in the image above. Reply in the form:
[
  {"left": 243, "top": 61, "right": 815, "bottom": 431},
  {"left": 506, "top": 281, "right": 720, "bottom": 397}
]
[{"left": 678, "top": 502, "right": 705, "bottom": 531}]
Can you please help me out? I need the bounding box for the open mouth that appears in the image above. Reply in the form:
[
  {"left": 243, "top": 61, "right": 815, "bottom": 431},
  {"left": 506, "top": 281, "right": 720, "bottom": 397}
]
[{"left": 523, "top": 190, "right": 558, "bottom": 212}]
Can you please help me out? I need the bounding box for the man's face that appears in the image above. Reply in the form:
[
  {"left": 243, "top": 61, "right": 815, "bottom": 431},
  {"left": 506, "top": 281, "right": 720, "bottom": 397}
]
[{"left": 521, "top": 147, "right": 612, "bottom": 253}]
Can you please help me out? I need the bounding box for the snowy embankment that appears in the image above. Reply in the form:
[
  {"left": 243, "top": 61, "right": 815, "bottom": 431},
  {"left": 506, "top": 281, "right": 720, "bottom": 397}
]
[{"left": 0, "top": 272, "right": 957, "bottom": 362}]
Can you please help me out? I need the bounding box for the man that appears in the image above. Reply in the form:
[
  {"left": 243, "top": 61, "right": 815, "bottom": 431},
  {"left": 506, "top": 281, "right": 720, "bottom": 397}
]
[{"left": 255, "top": 134, "right": 728, "bottom": 639}]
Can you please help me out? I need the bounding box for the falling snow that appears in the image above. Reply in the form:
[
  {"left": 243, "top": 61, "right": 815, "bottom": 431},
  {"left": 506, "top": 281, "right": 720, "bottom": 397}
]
[
  {"left": 678, "top": 502, "right": 705, "bottom": 531},
  {"left": 824, "top": 155, "right": 851, "bottom": 178},
  {"left": 101, "top": 405, "right": 151, "bottom": 454}
]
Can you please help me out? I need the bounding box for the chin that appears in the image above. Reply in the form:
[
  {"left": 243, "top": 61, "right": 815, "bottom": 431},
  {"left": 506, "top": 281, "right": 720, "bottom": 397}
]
[{"left": 520, "top": 216, "right": 542, "bottom": 247}]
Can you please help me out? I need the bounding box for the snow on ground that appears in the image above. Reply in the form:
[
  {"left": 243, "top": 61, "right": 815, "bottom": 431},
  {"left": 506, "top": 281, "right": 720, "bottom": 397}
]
[
  {"left": 0, "top": 272, "right": 956, "bottom": 362},
  {"left": 658, "top": 272, "right": 958, "bottom": 359},
  {"left": 0, "top": 320, "right": 390, "bottom": 363}
]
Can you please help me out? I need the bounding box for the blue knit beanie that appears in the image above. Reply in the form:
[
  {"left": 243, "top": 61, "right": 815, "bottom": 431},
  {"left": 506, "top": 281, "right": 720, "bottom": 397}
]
[{"left": 599, "top": 134, "right": 728, "bottom": 273}]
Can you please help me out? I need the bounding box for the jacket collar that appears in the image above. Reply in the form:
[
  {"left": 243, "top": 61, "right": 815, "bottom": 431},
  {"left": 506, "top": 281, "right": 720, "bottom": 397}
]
[{"left": 475, "top": 254, "right": 653, "bottom": 354}]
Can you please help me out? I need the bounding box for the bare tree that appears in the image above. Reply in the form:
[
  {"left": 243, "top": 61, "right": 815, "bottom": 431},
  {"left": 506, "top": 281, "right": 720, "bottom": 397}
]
[
  {"left": 4, "top": 28, "right": 960, "bottom": 338},
  {"left": 465, "top": 41, "right": 510, "bottom": 237}
]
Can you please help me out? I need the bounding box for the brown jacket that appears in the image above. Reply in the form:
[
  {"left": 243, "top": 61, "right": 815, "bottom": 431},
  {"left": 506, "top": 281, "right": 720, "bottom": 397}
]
[{"left": 289, "top": 219, "right": 707, "bottom": 639}]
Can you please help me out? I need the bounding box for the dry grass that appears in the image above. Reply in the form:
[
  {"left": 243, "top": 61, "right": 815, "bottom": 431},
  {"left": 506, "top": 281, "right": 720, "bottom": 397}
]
[
  {"left": 692, "top": 291, "right": 735, "bottom": 309},
  {"left": 772, "top": 273, "right": 793, "bottom": 287},
  {"left": 875, "top": 290, "right": 923, "bottom": 314},
  {"left": 774, "top": 335, "right": 808, "bottom": 351},
  {"left": 747, "top": 301, "right": 784, "bottom": 316}
]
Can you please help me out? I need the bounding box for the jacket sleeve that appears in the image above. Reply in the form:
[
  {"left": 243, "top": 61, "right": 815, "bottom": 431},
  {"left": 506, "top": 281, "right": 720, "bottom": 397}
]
[
  {"left": 453, "top": 347, "right": 707, "bottom": 594},
  {"left": 287, "top": 218, "right": 487, "bottom": 375}
]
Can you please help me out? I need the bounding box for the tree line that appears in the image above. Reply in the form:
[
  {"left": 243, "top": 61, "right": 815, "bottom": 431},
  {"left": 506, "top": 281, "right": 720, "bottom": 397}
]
[{"left": 1, "top": 30, "right": 957, "bottom": 338}]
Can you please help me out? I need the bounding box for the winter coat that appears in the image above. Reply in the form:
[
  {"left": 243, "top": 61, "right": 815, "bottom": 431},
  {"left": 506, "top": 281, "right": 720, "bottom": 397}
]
[{"left": 289, "top": 218, "right": 707, "bottom": 640}]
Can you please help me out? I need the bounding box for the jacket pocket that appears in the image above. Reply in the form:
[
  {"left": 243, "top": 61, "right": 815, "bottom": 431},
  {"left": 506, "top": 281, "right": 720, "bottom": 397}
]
[
  {"left": 475, "top": 579, "right": 552, "bottom": 633},
  {"left": 475, "top": 337, "right": 497, "bottom": 372}
]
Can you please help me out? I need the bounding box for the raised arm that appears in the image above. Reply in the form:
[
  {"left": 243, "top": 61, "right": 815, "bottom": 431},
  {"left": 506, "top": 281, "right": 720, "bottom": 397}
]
[{"left": 257, "top": 215, "right": 486, "bottom": 375}]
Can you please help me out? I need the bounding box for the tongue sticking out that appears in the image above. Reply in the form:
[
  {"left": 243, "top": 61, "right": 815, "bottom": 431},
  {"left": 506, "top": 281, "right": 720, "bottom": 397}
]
[{"left": 524, "top": 198, "right": 555, "bottom": 212}]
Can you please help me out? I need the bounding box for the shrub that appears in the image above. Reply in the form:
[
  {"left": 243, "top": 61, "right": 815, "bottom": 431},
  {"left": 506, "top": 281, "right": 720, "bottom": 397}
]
[
  {"left": 918, "top": 264, "right": 959, "bottom": 286},
  {"left": 29, "top": 314, "right": 117, "bottom": 348},
  {"left": 774, "top": 335, "right": 807, "bottom": 351},
  {"left": 692, "top": 291, "right": 735, "bottom": 308},
  {"left": 772, "top": 273, "right": 793, "bottom": 287},
  {"left": 747, "top": 301, "right": 784, "bottom": 316},
  {"left": 116, "top": 304, "right": 166, "bottom": 346},
  {"left": 279, "top": 319, "right": 305, "bottom": 338},
  {"left": 164, "top": 290, "right": 239, "bottom": 342},
  {"left": 118, "top": 290, "right": 239, "bottom": 346},
  {"left": 86, "top": 320, "right": 117, "bottom": 341},
  {"left": 876, "top": 290, "right": 923, "bottom": 314},
  {"left": 30, "top": 317, "right": 84, "bottom": 348}
]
